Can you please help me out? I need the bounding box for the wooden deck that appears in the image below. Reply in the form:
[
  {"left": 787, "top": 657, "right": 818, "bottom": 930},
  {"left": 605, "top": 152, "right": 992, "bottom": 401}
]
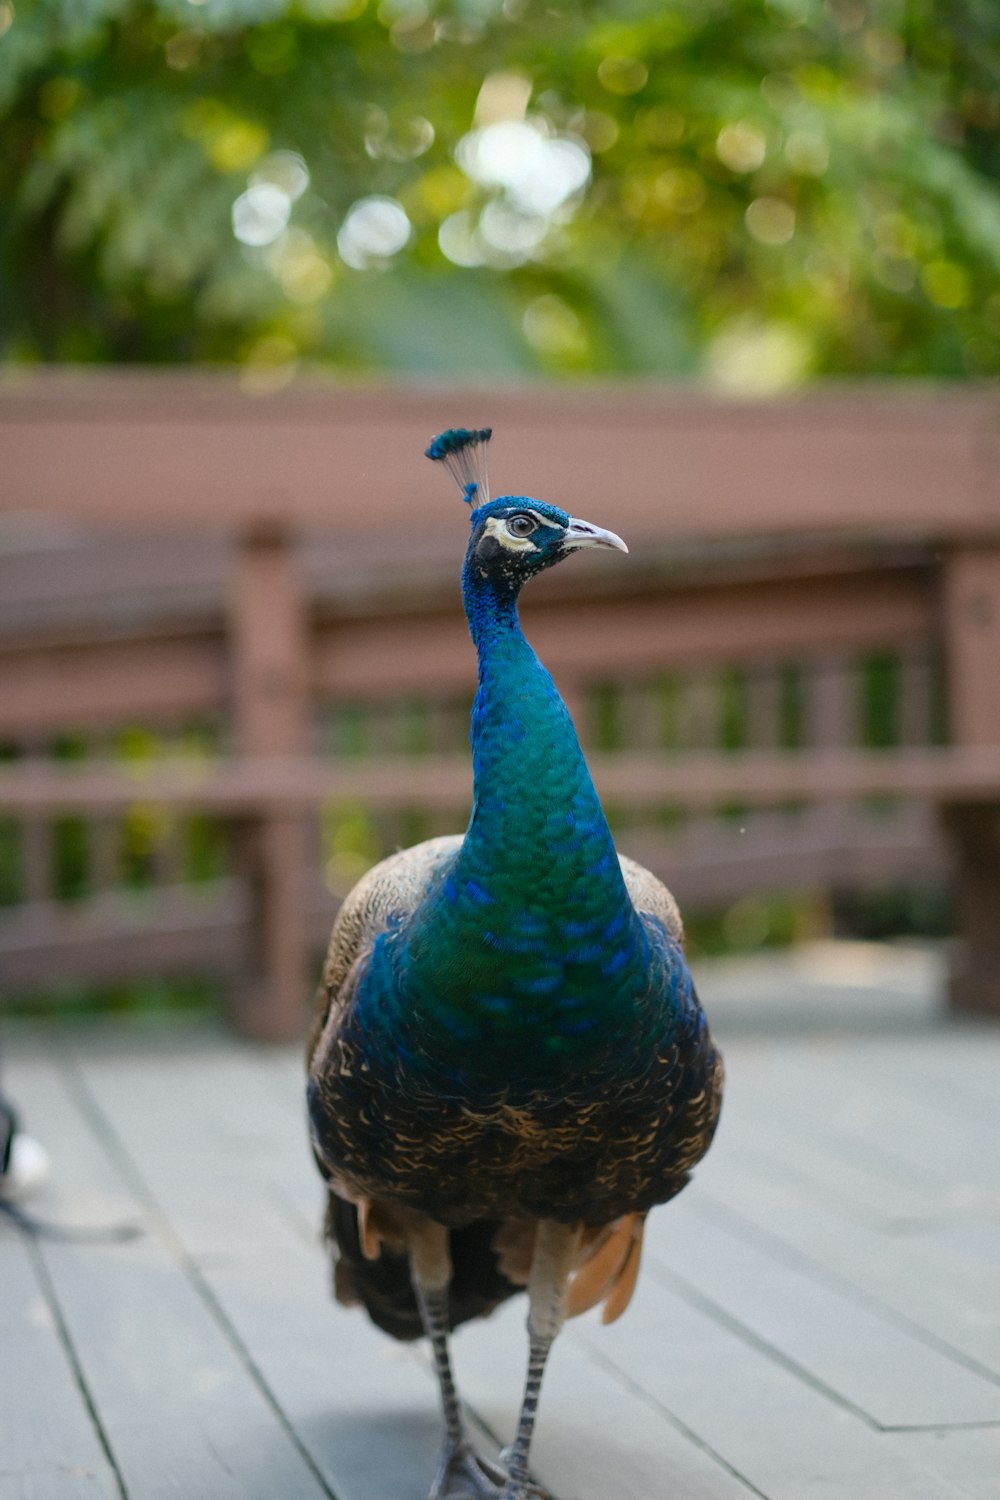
[{"left": 3, "top": 944, "right": 999, "bottom": 1500}]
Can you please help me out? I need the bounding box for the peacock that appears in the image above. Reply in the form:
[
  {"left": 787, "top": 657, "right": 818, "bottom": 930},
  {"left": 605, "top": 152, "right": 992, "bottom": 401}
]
[{"left": 307, "top": 428, "right": 724, "bottom": 1500}]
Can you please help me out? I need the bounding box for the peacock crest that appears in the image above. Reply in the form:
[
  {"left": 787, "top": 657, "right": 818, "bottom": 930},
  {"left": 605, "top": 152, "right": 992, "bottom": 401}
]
[{"left": 425, "top": 426, "right": 492, "bottom": 507}]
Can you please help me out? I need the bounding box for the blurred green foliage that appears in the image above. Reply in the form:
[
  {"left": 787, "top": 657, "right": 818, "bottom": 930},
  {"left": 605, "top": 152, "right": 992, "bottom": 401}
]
[{"left": 2, "top": 0, "right": 999, "bottom": 381}]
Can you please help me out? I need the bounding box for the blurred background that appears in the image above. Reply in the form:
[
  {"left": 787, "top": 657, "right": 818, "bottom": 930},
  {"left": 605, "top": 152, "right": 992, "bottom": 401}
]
[
  {"left": 2, "top": 0, "right": 1000, "bottom": 1036},
  {"left": 4, "top": 0, "right": 1000, "bottom": 379}
]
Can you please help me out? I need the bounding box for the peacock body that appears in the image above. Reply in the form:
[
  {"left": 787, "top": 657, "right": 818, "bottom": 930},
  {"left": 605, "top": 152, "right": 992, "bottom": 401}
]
[{"left": 307, "top": 429, "right": 723, "bottom": 1500}]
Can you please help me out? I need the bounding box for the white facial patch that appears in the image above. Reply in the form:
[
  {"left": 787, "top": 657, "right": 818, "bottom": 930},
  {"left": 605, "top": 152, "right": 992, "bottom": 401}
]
[{"left": 484, "top": 511, "right": 562, "bottom": 552}]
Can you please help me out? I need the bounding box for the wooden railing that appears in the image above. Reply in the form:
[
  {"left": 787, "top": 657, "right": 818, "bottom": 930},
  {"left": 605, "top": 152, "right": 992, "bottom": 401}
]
[{"left": 2, "top": 374, "right": 999, "bottom": 1037}]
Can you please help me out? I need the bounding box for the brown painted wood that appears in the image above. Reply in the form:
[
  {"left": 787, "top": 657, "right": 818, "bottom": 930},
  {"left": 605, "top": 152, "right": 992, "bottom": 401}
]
[
  {"left": 0, "top": 562, "right": 931, "bottom": 740},
  {"left": 4, "top": 373, "right": 1000, "bottom": 543},
  {"left": 940, "top": 803, "right": 1000, "bottom": 1019},
  {"left": 0, "top": 634, "right": 226, "bottom": 736},
  {"left": 4, "top": 372, "right": 1000, "bottom": 1026},
  {"left": 2, "top": 746, "right": 1000, "bottom": 812},
  {"left": 940, "top": 548, "right": 1000, "bottom": 1017},
  {"left": 943, "top": 547, "right": 1000, "bottom": 745},
  {"left": 0, "top": 881, "right": 333, "bottom": 995},
  {"left": 313, "top": 566, "right": 934, "bottom": 701},
  {"left": 228, "top": 526, "right": 312, "bottom": 1040},
  {"left": 0, "top": 884, "right": 248, "bottom": 991}
]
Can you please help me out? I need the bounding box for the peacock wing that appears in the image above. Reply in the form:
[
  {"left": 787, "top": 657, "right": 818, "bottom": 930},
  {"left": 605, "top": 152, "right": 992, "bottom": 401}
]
[
  {"left": 617, "top": 852, "right": 684, "bottom": 943},
  {"left": 307, "top": 833, "right": 463, "bottom": 1065}
]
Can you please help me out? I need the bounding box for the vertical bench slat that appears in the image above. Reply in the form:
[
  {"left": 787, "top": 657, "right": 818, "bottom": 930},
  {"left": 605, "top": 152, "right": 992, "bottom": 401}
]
[
  {"left": 899, "top": 648, "right": 933, "bottom": 748},
  {"left": 941, "top": 547, "right": 1000, "bottom": 1017},
  {"left": 89, "top": 735, "right": 120, "bottom": 897},
  {"left": 18, "top": 739, "right": 53, "bottom": 907},
  {"left": 229, "top": 524, "right": 311, "bottom": 1041}
]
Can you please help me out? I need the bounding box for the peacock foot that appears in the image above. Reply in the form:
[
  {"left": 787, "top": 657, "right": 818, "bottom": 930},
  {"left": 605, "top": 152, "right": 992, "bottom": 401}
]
[
  {"left": 428, "top": 1439, "right": 509, "bottom": 1500},
  {"left": 496, "top": 1448, "right": 550, "bottom": 1500},
  {"left": 497, "top": 1480, "right": 551, "bottom": 1500}
]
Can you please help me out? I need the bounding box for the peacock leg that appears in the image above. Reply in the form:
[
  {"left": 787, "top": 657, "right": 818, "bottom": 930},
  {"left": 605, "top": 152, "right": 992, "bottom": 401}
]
[
  {"left": 410, "top": 1222, "right": 509, "bottom": 1500},
  {"left": 499, "top": 1221, "right": 581, "bottom": 1500}
]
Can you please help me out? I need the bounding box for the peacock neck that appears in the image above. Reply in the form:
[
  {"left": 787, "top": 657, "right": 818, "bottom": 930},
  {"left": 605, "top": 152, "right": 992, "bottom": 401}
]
[
  {"left": 414, "top": 560, "right": 652, "bottom": 1049},
  {"left": 353, "top": 554, "right": 673, "bottom": 1087},
  {"left": 458, "top": 561, "right": 626, "bottom": 906}
]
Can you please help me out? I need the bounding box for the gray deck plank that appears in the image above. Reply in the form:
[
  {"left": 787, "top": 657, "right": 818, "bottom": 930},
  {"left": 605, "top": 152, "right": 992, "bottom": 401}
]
[
  {"left": 228, "top": 1046, "right": 767, "bottom": 1496},
  {"left": 0, "top": 1230, "right": 121, "bottom": 1500},
  {"left": 692, "top": 1134, "right": 1000, "bottom": 1377},
  {"left": 455, "top": 1273, "right": 972, "bottom": 1500},
  {"left": 714, "top": 1111, "right": 988, "bottom": 1234},
  {"left": 579, "top": 1277, "right": 976, "bottom": 1500},
  {"left": 807, "top": 1031, "right": 1000, "bottom": 1135},
  {"left": 643, "top": 1197, "right": 1000, "bottom": 1428},
  {"left": 452, "top": 1298, "right": 758, "bottom": 1500},
  {"left": 889, "top": 1428, "right": 1000, "bottom": 1500},
  {"left": 726, "top": 1037, "right": 1000, "bottom": 1199},
  {"left": 6, "top": 1057, "right": 333, "bottom": 1500},
  {"left": 3, "top": 977, "right": 999, "bottom": 1500},
  {"left": 60, "top": 1039, "right": 495, "bottom": 1500},
  {"left": 63, "top": 1039, "right": 774, "bottom": 1500}
]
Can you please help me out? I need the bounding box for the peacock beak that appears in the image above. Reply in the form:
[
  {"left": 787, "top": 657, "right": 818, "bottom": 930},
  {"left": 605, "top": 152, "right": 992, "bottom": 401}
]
[{"left": 563, "top": 517, "right": 629, "bottom": 554}]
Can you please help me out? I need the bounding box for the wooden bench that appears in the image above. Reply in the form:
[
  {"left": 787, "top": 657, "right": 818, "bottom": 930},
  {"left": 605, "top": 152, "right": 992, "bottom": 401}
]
[{"left": 2, "top": 374, "right": 999, "bottom": 1037}]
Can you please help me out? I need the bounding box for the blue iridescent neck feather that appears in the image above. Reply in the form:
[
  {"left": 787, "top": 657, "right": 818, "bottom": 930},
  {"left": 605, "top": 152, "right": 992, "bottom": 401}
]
[{"left": 349, "top": 428, "right": 681, "bottom": 1087}]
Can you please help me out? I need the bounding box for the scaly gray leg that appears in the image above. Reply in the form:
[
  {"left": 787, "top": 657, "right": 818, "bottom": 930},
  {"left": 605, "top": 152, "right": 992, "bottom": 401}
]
[
  {"left": 499, "top": 1221, "right": 580, "bottom": 1500},
  {"left": 411, "top": 1224, "right": 509, "bottom": 1500}
]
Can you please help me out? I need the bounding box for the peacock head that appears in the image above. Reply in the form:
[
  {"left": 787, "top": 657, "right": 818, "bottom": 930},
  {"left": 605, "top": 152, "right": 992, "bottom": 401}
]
[{"left": 425, "top": 427, "right": 627, "bottom": 591}]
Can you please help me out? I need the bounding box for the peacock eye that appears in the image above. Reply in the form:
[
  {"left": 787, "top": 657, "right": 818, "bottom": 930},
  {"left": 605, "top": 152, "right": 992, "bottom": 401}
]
[{"left": 507, "top": 514, "right": 537, "bottom": 538}]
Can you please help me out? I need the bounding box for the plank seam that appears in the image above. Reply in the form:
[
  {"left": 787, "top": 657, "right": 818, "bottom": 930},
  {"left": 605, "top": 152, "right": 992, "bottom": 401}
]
[
  {"left": 24, "top": 1234, "right": 130, "bottom": 1500},
  {"left": 571, "top": 1331, "right": 771, "bottom": 1499},
  {"left": 879, "top": 1421, "right": 1000, "bottom": 1434},
  {"left": 643, "top": 1259, "right": 887, "bottom": 1433},
  {"left": 58, "top": 1050, "right": 342, "bottom": 1500},
  {"left": 679, "top": 1195, "right": 1000, "bottom": 1392}
]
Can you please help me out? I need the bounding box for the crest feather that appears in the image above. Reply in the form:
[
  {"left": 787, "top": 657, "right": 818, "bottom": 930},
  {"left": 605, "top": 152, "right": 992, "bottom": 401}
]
[{"left": 425, "top": 427, "right": 492, "bottom": 506}]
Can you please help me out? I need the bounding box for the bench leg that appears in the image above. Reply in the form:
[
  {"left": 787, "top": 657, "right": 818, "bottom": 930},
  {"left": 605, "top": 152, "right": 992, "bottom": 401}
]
[
  {"left": 941, "top": 803, "right": 1000, "bottom": 1019},
  {"left": 231, "top": 814, "right": 310, "bottom": 1042}
]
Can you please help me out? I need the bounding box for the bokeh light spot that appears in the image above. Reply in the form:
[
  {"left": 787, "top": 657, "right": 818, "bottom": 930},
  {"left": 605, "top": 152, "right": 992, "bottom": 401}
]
[
  {"left": 456, "top": 122, "right": 591, "bottom": 216},
  {"left": 522, "top": 295, "right": 589, "bottom": 360},
  {"left": 653, "top": 167, "right": 706, "bottom": 214},
  {"left": 784, "top": 129, "right": 829, "bottom": 176},
  {"left": 716, "top": 122, "right": 767, "bottom": 173},
  {"left": 745, "top": 196, "right": 796, "bottom": 245},
  {"left": 706, "top": 320, "right": 812, "bottom": 394},
  {"left": 577, "top": 110, "right": 619, "bottom": 153},
  {"left": 239, "top": 335, "right": 299, "bottom": 395},
  {"left": 474, "top": 72, "right": 533, "bottom": 127},
  {"left": 597, "top": 57, "right": 649, "bottom": 96},
  {"left": 337, "top": 196, "right": 412, "bottom": 269},
  {"left": 266, "top": 229, "right": 333, "bottom": 302},
  {"left": 210, "top": 121, "right": 269, "bottom": 173},
  {"left": 438, "top": 210, "right": 487, "bottom": 267},
  {"left": 479, "top": 200, "right": 547, "bottom": 261},
  {"left": 251, "top": 151, "right": 310, "bottom": 201},
  {"left": 232, "top": 183, "right": 291, "bottom": 246}
]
